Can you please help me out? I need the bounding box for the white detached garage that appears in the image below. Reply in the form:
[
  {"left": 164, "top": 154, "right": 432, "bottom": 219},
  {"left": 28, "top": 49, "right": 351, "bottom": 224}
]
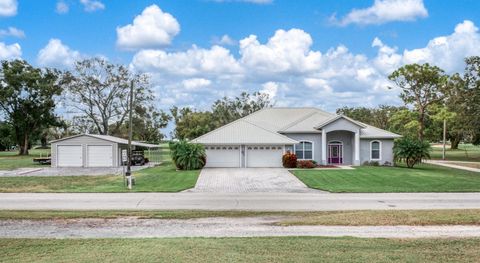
[{"left": 50, "top": 134, "right": 159, "bottom": 168}]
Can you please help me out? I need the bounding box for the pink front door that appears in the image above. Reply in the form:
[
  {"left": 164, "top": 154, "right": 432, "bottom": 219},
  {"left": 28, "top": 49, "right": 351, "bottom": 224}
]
[{"left": 328, "top": 144, "right": 343, "bottom": 164}]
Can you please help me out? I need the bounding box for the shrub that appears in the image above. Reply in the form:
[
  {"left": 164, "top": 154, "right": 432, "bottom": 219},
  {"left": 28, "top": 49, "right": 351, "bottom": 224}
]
[
  {"left": 393, "top": 137, "right": 431, "bottom": 168},
  {"left": 297, "top": 160, "right": 315, "bottom": 169},
  {"left": 362, "top": 161, "right": 380, "bottom": 166},
  {"left": 282, "top": 152, "right": 297, "bottom": 168},
  {"left": 382, "top": 161, "right": 392, "bottom": 166},
  {"left": 169, "top": 140, "right": 206, "bottom": 170}
]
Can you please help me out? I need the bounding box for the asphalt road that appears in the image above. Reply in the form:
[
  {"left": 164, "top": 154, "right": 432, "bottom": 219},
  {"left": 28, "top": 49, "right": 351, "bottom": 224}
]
[{"left": 1, "top": 192, "right": 480, "bottom": 211}]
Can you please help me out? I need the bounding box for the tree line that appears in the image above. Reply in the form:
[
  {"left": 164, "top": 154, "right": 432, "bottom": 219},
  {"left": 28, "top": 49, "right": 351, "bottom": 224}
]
[
  {"left": 338, "top": 56, "right": 480, "bottom": 149},
  {"left": 0, "top": 58, "right": 170, "bottom": 155},
  {"left": 0, "top": 55, "right": 478, "bottom": 155}
]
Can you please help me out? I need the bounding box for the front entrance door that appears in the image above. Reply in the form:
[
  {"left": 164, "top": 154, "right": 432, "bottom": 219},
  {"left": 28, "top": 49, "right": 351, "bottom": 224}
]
[{"left": 328, "top": 144, "right": 343, "bottom": 164}]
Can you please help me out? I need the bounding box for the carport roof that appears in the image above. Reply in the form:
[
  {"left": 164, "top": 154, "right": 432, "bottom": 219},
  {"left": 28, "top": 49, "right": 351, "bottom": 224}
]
[{"left": 50, "top": 134, "right": 160, "bottom": 148}]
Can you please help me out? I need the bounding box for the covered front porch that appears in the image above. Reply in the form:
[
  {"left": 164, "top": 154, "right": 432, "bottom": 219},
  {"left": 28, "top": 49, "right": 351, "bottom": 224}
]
[
  {"left": 317, "top": 116, "right": 364, "bottom": 166},
  {"left": 320, "top": 130, "right": 360, "bottom": 165}
]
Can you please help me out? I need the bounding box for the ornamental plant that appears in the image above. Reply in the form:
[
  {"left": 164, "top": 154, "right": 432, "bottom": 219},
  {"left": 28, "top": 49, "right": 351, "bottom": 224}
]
[
  {"left": 393, "top": 137, "right": 431, "bottom": 168},
  {"left": 169, "top": 140, "right": 206, "bottom": 170},
  {"left": 282, "top": 152, "right": 297, "bottom": 168},
  {"left": 297, "top": 160, "right": 315, "bottom": 169}
]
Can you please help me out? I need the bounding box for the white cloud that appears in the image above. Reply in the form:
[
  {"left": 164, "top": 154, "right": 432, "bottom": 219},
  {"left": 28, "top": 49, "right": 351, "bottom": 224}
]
[
  {"left": 56, "top": 1, "right": 69, "bottom": 14},
  {"left": 130, "top": 21, "right": 480, "bottom": 113},
  {"left": 37, "top": 39, "right": 81, "bottom": 68},
  {"left": 371, "top": 37, "right": 402, "bottom": 74},
  {"left": 239, "top": 29, "right": 321, "bottom": 76},
  {"left": 182, "top": 78, "right": 212, "bottom": 90},
  {"left": 0, "top": 42, "right": 21, "bottom": 59},
  {"left": 260, "top": 82, "right": 278, "bottom": 99},
  {"left": 132, "top": 45, "right": 242, "bottom": 77},
  {"left": 0, "top": 0, "right": 16, "bottom": 17},
  {"left": 80, "top": 0, "right": 104, "bottom": 12},
  {"left": 0, "top": 27, "right": 25, "bottom": 38},
  {"left": 333, "top": 0, "right": 428, "bottom": 26},
  {"left": 213, "top": 34, "right": 236, "bottom": 46},
  {"left": 116, "top": 5, "right": 180, "bottom": 50},
  {"left": 401, "top": 20, "right": 480, "bottom": 73}
]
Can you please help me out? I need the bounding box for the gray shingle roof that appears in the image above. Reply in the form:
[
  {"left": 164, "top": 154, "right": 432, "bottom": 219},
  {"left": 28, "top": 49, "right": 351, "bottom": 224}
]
[
  {"left": 191, "top": 118, "right": 298, "bottom": 145},
  {"left": 192, "top": 107, "right": 401, "bottom": 144}
]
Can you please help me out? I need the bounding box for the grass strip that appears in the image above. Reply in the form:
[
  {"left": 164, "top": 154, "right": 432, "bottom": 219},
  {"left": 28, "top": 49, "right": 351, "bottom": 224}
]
[{"left": 1, "top": 209, "right": 479, "bottom": 226}]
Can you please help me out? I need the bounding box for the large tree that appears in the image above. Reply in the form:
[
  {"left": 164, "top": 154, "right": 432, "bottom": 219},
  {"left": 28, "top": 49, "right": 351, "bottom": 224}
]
[
  {"left": 111, "top": 105, "right": 170, "bottom": 143},
  {"left": 211, "top": 92, "right": 272, "bottom": 127},
  {"left": 171, "top": 92, "right": 273, "bottom": 140},
  {"left": 336, "top": 105, "right": 406, "bottom": 130},
  {"left": 170, "top": 107, "right": 215, "bottom": 140},
  {"left": 61, "top": 58, "right": 153, "bottom": 135},
  {"left": 389, "top": 63, "right": 448, "bottom": 141},
  {"left": 463, "top": 56, "right": 480, "bottom": 145},
  {"left": 0, "top": 60, "right": 62, "bottom": 155}
]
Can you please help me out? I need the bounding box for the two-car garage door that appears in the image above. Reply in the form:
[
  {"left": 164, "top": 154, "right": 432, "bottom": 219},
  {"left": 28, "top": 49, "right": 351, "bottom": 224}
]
[
  {"left": 57, "top": 145, "right": 113, "bottom": 167},
  {"left": 204, "top": 145, "right": 283, "bottom": 168},
  {"left": 57, "top": 145, "right": 83, "bottom": 167},
  {"left": 204, "top": 146, "right": 240, "bottom": 168},
  {"left": 246, "top": 146, "right": 283, "bottom": 167}
]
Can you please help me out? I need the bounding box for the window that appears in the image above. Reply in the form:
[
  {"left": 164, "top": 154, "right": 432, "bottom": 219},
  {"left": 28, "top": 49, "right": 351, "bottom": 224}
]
[
  {"left": 371, "top": 141, "right": 381, "bottom": 160},
  {"left": 295, "top": 141, "right": 313, "bottom": 160}
]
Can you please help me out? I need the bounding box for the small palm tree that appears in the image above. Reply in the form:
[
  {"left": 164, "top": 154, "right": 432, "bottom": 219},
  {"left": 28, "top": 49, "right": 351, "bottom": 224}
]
[
  {"left": 169, "top": 140, "right": 206, "bottom": 170},
  {"left": 393, "top": 137, "right": 431, "bottom": 168}
]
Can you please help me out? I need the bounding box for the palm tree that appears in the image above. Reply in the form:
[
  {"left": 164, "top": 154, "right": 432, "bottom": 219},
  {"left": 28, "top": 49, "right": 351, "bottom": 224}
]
[
  {"left": 169, "top": 140, "right": 206, "bottom": 170},
  {"left": 393, "top": 137, "right": 431, "bottom": 168}
]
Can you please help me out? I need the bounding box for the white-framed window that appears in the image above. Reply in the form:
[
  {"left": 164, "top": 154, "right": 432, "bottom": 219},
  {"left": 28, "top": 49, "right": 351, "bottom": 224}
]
[
  {"left": 370, "top": 140, "right": 381, "bottom": 160},
  {"left": 294, "top": 141, "right": 313, "bottom": 160}
]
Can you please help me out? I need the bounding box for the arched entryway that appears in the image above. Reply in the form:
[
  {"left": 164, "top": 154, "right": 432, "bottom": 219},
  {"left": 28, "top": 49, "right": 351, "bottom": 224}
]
[{"left": 328, "top": 141, "right": 343, "bottom": 164}]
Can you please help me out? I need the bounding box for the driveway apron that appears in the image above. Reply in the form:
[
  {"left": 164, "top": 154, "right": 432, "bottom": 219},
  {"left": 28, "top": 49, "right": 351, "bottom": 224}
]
[{"left": 189, "top": 168, "right": 322, "bottom": 193}]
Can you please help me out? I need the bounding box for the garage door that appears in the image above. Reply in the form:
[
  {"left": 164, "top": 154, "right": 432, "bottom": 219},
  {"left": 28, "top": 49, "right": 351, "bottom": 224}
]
[
  {"left": 205, "top": 146, "right": 240, "bottom": 168},
  {"left": 247, "top": 145, "right": 283, "bottom": 167},
  {"left": 87, "top": 145, "right": 113, "bottom": 167},
  {"left": 57, "top": 145, "right": 83, "bottom": 167}
]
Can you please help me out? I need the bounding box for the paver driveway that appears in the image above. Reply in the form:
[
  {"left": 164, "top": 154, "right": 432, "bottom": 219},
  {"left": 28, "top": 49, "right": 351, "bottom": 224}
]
[{"left": 189, "top": 168, "right": 321, "bottom": 193}]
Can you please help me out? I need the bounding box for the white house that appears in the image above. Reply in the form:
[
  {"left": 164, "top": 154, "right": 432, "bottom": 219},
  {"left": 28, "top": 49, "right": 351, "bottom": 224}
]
[{"left": 192, "top": 107, "right": 401, "bottom": 168}]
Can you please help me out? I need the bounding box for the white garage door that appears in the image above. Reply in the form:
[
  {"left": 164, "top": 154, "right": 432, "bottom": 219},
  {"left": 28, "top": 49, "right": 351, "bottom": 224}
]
[
  {"left": 247, "top": 145, "right": 283, "bottom": 167},
  {"left": 87, "top": 145, "right": 113, "bottom": 167},
  {"left": 57, "top": 145, "right": 83, "bottom": 167},
  {"left": 205, "top": 146, "right": 240, "bottom": 168}
]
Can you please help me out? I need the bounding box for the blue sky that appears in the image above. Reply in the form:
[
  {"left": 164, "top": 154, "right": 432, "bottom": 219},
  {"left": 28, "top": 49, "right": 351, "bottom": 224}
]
[{"left": 1, "top": 0, "right": 480, "bottom": 115}]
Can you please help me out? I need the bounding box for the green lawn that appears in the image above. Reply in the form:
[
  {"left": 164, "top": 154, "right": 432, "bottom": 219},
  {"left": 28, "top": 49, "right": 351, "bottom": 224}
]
[
  {"left": 2, "top": 209, "right": 480, "bottom": 226},
  {"left": 431, "top": 143, "right": 480, "bottom": 162},
  {"left": 0, "top": 148, "right": 50, "bottom": 170},
  {"left": 1, "top": 237, "right": 478, "bottom": 262},
  {"left": 293, "top": 163, "right": 480, "bottom": 192},
  {"left": 0, "top": 161, "right": 200, "bottom": 193}
]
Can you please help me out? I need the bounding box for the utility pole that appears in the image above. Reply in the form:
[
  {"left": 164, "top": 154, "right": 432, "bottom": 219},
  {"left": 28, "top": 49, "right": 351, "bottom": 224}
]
[
  {"left": 442, "top": 119, "right": 446, "bottom": 160},
  {"left": 126, "top": 80, "right": 134, "bottom": 190}
]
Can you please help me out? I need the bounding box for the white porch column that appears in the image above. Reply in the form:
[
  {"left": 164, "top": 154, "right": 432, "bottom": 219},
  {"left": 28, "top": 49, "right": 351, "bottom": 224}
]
[
  {"left": 321, "top": 129, "right": 327, "bottom": 165},
  {"left": 354, "top": 130, "right": 360, "bottom": 165}
]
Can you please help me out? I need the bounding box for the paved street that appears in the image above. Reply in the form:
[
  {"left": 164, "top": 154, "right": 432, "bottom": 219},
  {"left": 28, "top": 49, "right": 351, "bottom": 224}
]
[
  {"left": 190, "top": 168, "right": 320, "bottom": 193},
  {"left": 1, "top": 192, "right": 480, "bottom": 211}
]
